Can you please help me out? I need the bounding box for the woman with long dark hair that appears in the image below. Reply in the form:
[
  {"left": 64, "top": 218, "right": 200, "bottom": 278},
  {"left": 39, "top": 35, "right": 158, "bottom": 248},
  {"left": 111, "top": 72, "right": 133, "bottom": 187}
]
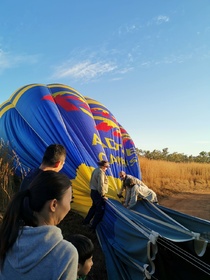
[{"left": 0, "top": 170, "right": 78, "bottom": 279}]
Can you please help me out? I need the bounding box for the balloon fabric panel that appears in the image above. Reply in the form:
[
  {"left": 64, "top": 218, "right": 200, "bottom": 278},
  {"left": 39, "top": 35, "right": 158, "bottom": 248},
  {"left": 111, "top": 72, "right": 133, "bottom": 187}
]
[{"left": 0, "top": 83, "right": 141, "bottom": 216}]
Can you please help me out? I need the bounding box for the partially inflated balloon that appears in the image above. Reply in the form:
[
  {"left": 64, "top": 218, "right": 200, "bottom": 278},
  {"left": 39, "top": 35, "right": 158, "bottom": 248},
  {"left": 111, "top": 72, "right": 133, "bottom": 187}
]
[{"left": 0, "top": 83, "right": 141, "bottom": 215}]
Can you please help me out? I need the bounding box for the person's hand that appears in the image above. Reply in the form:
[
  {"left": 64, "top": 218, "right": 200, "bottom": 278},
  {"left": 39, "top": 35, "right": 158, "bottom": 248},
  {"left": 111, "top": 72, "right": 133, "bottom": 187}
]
[{"left": 103, "top": 196, "right": 108, "bottom": 200}]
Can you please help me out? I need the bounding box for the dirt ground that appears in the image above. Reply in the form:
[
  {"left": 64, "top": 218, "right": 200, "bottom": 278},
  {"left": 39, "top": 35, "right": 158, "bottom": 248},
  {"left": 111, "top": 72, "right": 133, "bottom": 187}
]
[{"left": 159, "top": 191, "right": 210, "bottom": 221}]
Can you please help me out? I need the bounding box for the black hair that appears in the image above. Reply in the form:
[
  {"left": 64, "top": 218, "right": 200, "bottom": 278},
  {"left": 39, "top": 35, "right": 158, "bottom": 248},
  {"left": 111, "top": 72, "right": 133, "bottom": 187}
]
[
  {"left": 97, "top": 160, "right": 109, "bottom": 167},
  {"left": 0, "top": 171, "right": 71, "bottom": 266},
  {"left": 67, "top": 234, "right": 94, "bottom": 265},
  {"left": 42, "top": 144, "right": 66, "bottom": 166}
]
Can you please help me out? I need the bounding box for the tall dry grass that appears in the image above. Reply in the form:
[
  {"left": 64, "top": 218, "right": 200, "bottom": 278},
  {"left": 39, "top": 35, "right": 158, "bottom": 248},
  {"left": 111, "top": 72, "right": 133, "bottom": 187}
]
[
  {"left": 139, "top": 156, "right": 210, "bottom": 196},
  {"left": 0, "top": 144, "right": 21, "bottom": 212}
]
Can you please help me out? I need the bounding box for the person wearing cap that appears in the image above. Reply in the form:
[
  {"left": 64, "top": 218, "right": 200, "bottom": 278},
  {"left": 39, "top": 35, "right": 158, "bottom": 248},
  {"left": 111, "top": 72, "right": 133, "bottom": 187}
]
[
  {"left": 123, "top": 177, "right": 158, "bottom": 209},
  {"left": 83, "top": 160, "right": 109, "bottom": 230},
  {"left": 117, "top": 171, "right": 141, "bottom": 199}
]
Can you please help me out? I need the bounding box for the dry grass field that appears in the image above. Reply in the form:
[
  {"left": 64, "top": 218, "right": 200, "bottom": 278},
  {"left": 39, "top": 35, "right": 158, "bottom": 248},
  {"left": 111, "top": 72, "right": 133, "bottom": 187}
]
[{"left": 139, "top": 156, "right": 210, "bottom": 197}]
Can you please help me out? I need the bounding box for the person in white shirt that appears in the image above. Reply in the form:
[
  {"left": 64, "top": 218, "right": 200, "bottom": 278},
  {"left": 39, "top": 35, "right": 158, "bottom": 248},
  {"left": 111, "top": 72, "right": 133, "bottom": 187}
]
[
  {"left": 83, "top": 160, "right": 109, "bottom": 230},
  {"left": 123, "top": 177, "right": 158, "bottom": 209}
]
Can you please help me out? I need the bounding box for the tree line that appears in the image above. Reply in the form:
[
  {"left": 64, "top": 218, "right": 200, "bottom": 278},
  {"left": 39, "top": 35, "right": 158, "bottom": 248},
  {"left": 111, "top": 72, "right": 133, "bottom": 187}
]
[{"left": 136, "top": 148, "right": 210, "bottom": 163}]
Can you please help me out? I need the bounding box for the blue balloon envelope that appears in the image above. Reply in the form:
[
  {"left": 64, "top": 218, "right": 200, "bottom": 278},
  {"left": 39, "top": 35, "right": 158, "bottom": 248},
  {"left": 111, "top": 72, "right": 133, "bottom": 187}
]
[{"left": 0, "top": 83, "right": 141, "bottom": 215}]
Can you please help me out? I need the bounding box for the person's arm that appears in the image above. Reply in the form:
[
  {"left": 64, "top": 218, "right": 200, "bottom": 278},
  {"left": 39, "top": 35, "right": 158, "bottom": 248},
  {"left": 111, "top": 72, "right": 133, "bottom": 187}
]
[
  {"left": 98, "top": 170, "right": 108, "bottom": 198},
  {"left": 97, "top": 170, "right": 103, "bottom": 195},
  {"left": 124, "top": 187, "right": 131, "bottom": 207},
  {"left": 19, "top": 177, "right": 29, "bottom": 191},
  {"left": 127, "top": 185, "right": 138, "bottom": 209}
]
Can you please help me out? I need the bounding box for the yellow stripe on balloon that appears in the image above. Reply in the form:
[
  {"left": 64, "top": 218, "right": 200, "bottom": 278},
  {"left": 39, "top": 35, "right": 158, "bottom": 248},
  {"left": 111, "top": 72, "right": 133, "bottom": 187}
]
[
  {"left": 71, "top": 163, "right": 123, "bottom": 217},
  {"left": 0, "top": 84, "right": 44, "bottom": 117}
]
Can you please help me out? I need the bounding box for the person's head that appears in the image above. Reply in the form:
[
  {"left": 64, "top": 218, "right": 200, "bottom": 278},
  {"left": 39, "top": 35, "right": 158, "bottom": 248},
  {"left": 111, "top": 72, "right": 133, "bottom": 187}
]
[
  {"left": 68, "top": 234, "right": 94, "bottom": 277},
  {"left": 119, "top": 171, "right": 126, "bottom": 180},
  {"left": 41, "top": 144, "right": 66, "bottom": 172},
  {"left": 97, "top": 160, "right": 109, "bottom": 171},
  {"left": 125, "top": 177, "right": 135, "bottom": 188},
  {"left": 0, "top": 171, "right": 72, "bottom": 266},
  {"left": 27, "top": 170, "right": 72, "bottom": 225}
]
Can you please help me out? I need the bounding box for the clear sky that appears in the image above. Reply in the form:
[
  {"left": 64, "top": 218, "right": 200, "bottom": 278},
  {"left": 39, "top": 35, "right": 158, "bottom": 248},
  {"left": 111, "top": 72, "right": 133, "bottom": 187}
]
[{"left": 0, "top": 1, "right": 209, "bottom": 156}]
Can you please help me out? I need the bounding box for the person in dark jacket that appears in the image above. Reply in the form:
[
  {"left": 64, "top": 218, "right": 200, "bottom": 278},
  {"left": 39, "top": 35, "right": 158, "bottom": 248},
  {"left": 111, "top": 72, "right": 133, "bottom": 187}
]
[{"left": 20, "top": 144, "right": 66, "bottom": 191}]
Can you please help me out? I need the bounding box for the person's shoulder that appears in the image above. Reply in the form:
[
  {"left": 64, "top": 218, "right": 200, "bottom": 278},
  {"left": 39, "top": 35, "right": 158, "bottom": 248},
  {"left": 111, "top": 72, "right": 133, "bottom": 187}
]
[
  {"left": 133, "top": 184, "right": 139, "bottom": 191},
  {"left": 127, "top": 174, "right": 136, "bottom": 178},
  {"left": 24, "top": 167, "right": 42, "bottom": 179},
  {"left": 51, "top": 239, "right": 78, "bottom": 272},
  {"left": 94, "top": 167, "right": 101, "bottom": 174},
  {"left": 60, "top": 239, "right": 78, "bottom": 255},
  {"left": 91, "top": 167, "right": 98, "bottom": 175},
  {"left": 126, "top": 174, "right": 136, "bottom": 182},
  {"left": 129, "top": 175, "right": 142, "bottom": 183},
  {"left": 19, "top": 168, "right": 42, "bottom": 191}
]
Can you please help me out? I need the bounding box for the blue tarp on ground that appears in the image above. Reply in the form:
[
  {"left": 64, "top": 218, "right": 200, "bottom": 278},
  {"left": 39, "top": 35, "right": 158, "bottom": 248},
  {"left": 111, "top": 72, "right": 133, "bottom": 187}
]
[
  {"left": 157, "top": 204, "right": 210, "bottom": 237},
  {"left": 97, "top": 199, "right": 210, "bottom": 280}
]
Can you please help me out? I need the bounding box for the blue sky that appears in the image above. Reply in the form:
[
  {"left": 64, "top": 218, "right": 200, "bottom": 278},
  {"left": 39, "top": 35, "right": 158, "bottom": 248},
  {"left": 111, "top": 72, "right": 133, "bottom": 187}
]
[{"left": 0, "top": 1, "right": 209, "bottom": 156}]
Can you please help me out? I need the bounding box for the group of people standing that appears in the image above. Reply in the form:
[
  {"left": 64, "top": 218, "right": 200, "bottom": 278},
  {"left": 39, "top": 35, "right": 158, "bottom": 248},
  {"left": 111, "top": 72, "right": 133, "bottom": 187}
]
[
  {"left": 0, "top": 143, "right": 157, "bottom": 279},
  {"left": 0, "top": 144, "right": 93, "bottom": 280}
]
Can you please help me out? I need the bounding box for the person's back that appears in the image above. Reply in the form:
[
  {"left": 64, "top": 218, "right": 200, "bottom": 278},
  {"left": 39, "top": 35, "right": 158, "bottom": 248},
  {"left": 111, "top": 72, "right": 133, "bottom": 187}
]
[
  {"left": 19, "top": 144, "right": 66, "bottom": 191},
  {"left": 19, "top": 168, "right": 42, "bottom": 191},
  {"left": 1, "top": 226, "right": 77, "bottom": 280},
  {"left": 137, "top": 183, "right": 158, "bottom": 203}
]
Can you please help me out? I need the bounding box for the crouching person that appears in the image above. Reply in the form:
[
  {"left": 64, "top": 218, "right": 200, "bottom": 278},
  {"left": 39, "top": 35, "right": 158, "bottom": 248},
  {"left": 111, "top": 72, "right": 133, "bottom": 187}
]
[{"left": 124, "top": 178, "right": 158, "bottom": 209}]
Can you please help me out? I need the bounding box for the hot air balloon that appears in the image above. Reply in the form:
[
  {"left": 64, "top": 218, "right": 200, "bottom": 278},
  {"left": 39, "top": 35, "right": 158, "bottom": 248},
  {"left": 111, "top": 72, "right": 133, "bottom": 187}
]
[{"left": 0, "top": 83, "right": 141, "bottom": 215}]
